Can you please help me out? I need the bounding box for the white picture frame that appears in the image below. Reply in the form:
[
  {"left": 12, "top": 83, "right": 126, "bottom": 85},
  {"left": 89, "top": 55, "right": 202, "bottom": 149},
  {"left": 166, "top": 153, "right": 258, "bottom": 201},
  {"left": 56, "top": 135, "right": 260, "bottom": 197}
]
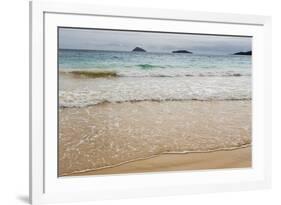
[{"left": 30, "top": 1, "right": 272, "bottom": 204}]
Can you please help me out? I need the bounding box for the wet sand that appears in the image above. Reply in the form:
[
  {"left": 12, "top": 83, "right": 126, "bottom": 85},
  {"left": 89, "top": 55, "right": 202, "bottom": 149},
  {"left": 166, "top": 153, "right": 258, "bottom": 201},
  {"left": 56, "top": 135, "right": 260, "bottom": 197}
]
[
  {"left": 59, "top": 100, "right": 251, "bottom": 176},
  {"left": 70, "top": 147, "right": 251, "bottom": 176}
]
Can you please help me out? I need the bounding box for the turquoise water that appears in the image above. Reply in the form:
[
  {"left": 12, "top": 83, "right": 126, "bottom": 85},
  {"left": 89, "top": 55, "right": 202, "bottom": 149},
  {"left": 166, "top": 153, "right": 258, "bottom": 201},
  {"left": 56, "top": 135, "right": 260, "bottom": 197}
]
[
  {"left": 59, "top": 49, "right": 251, "bottom": 107},
  {"left": 59, "top": 49, "right": 251, "bottom": 77}
]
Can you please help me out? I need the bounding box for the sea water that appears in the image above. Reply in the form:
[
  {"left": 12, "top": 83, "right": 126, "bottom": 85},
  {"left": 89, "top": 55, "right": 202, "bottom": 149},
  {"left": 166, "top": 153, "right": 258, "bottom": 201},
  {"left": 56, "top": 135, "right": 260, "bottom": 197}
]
[
  {"left": 58, "top": 49, "right": 252, "bottom": 175},
  {"left": 59, "top": 49, "right": 251, "bottom": 108}
]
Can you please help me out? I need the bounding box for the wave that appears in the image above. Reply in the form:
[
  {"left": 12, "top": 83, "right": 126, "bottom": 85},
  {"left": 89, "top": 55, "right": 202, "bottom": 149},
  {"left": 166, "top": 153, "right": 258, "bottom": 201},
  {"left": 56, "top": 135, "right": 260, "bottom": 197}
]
[
  {"left": 136, "top": 64, "right": 161, "bottom": 69},
  {"left": 63, "top": 70, "right": 118, "bottom": 78},
  {"left": 118, "top": 73, "right": 250, "bottom": 77},
  {"left": 59, "top": 98, "right": 251, "bottom": 108},
  {"left": 59, "top": 70, "right": 251, "bottom": 108},
  {"left": 60, "top": 69, "right": 251, "bottom": 78}
]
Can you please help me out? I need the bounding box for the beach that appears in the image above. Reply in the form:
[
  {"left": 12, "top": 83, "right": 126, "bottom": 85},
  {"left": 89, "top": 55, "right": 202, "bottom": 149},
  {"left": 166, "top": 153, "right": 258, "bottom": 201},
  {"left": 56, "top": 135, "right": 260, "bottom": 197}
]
[
  {"left": 69, "top": 147, "right": 251, "bottom": 176},
  {"left": 59, "top": 100, "right": 251, "bottom": 176},
  {"left": 58, "top": 48, "right": 252, "bottom": 177}
]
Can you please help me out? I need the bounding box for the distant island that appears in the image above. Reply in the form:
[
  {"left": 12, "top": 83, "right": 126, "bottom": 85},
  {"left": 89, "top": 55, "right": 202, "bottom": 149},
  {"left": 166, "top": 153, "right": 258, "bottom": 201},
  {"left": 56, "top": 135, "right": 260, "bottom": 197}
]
[
  {"left": 233, "top": 51, "right": 252, "bottom": 55},
  {"left": 172, "top": 50, "right": 192, "bottom": 54},
  {"left": 132, "top": 47, "right": 146, "bottom": 52}
]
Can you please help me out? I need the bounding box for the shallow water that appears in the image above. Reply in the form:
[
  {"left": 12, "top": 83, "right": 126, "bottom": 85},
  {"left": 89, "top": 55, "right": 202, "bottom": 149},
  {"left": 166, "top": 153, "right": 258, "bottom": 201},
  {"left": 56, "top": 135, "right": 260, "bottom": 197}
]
[
  {"left": 59, "top": 50, "right": 251, "bottom": 108},
  {"left": 59, "top": 74, "right": 251, "bottom": 108},
  {"left": 59, "top": 101, "right": 251, "bottom": 176}
]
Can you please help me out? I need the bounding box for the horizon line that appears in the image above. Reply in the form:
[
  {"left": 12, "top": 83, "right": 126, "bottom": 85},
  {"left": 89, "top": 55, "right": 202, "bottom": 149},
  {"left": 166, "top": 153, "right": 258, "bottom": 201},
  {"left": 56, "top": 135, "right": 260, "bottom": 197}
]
[{"left": 58, "top": 48, "right": 252, "bottom": 55}]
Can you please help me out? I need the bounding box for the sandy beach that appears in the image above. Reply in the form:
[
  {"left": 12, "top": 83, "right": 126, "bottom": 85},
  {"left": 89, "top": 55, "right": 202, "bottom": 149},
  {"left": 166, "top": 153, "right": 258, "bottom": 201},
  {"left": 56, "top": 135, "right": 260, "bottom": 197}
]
[
  {"left": 70, "top": 147, "right": 251, "bottom": 176},
  {"left": 59, "top": 100, "right": 251, "bottom": 176}
]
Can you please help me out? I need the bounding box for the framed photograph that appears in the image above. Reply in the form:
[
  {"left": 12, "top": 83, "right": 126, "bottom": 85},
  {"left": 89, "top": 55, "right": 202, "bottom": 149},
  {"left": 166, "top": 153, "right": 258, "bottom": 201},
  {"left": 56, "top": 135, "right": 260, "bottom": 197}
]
[{"left": 30, "top": 1, "right": 271, "bottom": 204}]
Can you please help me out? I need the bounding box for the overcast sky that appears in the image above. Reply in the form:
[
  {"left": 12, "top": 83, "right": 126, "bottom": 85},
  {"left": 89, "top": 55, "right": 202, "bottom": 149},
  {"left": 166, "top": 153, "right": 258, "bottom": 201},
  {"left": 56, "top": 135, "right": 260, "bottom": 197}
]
[{"left": 59, "top": 28, "right": 252, "bottom": 55}]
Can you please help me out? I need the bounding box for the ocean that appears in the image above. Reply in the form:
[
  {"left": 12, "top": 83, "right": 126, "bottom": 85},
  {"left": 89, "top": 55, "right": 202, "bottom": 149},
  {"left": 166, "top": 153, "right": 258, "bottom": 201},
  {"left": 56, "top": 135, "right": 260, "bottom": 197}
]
[
  {"left": 58, "top": 49, "right": 252, "bottom": 175},
  {"left": 59, "top": 49, "right": 251, "bottom": 108}
]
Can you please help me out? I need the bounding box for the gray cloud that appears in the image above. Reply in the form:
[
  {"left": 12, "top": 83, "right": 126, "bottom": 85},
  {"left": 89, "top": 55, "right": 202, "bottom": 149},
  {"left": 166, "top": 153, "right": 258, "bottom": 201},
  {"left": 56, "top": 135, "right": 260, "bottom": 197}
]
[{"left": 59, "top": 28, "right": 252, "bottom": 55}]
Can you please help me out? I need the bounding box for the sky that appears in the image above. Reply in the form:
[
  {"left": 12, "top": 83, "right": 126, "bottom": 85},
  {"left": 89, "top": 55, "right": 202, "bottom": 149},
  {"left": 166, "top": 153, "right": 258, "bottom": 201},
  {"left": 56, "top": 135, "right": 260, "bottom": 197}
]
[{"left": 59, "top": 28, "right": 252, "bottom": 55}]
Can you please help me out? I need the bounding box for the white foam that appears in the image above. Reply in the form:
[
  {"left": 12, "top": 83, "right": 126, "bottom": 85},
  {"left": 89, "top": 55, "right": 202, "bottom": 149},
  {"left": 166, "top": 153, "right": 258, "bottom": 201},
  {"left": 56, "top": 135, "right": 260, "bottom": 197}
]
[{"left": 59, "top": 75, "right": 251, "bottom": 108}]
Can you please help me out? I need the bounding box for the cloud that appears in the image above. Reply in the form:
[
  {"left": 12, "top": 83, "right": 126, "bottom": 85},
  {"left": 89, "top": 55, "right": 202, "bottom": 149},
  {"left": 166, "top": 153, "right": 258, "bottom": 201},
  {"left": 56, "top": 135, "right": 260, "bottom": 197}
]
[{"left": 59, "top": 28, "right": 251, "bottom": 55}]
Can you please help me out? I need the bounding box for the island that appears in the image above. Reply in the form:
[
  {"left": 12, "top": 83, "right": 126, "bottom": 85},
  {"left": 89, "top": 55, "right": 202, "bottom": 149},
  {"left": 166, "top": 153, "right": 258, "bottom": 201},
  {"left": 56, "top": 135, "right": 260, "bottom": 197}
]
[
  {"left": 172, "top": 50, "right": 192, "bottom": 54},
  {"left": 132, "top": 47, "right": 146, "bottom": 52},
  {"left": 233, "top": 51, "right": 252, "bottom": 55}
]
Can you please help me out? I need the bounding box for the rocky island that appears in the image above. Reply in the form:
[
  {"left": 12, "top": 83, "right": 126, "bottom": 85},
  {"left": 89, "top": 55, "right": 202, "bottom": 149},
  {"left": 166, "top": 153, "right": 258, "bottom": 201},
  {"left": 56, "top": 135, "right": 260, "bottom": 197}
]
[
  {"left": 172, "top": 50, "right": 192, "bottom": 54},
  {"left": 233, "top": 51, "right": 252, "bottom": 55},
  {"left": 132, "top": 47, "right": 146, "bottom": 52}
]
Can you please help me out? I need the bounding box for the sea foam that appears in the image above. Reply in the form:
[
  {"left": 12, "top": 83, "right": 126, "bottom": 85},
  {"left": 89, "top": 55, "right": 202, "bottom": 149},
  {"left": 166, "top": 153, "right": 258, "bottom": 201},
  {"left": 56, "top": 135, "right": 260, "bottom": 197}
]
[{"left": 59, "top": 73, "right": 251, "bottom": 108}]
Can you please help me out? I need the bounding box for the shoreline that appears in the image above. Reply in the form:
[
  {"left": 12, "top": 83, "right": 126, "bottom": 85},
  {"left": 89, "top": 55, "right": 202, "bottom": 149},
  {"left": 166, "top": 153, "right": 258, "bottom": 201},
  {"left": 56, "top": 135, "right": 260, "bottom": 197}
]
[
  {"left": 59, "top": 98, "right": 252, "bottom": 109},
  {"left": 64, "top": 146, "right": 251, "bottom": 176},
  {"left": 60, "top": 144, "right": 250, "bottom": 176},
  {"left": 59, "top": 100, "right": 251, "bottom": 176}
]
